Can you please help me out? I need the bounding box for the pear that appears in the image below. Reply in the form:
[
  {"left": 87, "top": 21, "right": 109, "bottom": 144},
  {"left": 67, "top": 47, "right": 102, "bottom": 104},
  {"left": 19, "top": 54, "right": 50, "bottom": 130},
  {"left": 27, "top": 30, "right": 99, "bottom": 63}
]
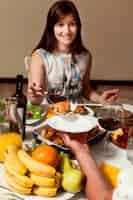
[{"left": 60, "top": 152, "right": 83, "bottom": 193}]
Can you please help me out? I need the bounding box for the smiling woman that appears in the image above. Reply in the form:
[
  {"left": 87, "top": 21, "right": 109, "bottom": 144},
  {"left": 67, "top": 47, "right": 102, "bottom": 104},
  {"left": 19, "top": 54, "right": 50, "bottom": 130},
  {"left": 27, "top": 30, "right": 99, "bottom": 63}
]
[
  {"left": 27, "top": 0, "right": 120, "bottom": 106},
  {"left": 0, "top": 1, "right": 133, "bottom": 80}
]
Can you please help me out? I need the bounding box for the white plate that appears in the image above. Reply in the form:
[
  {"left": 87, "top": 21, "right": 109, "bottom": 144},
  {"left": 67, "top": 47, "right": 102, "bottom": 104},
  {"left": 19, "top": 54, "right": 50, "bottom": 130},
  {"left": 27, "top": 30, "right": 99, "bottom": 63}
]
[
  {"left": 26, "top": 118, "right": 44, "bottom": 125},
  {"left": 26, "top": 104, "right": 48, "bottom": 125},
  {"left": 123, "top": 104, "right": 133, "bottom": 113},
  {"left": 47, "top": 115, "right": 98, "bottom": 133},
  {"left": 0, "top": 164, "right": 75, "bottom": 200},
  {"left": 25, "top": 192, "right": 75, "bottom": 200},
  {"left": 84, "top": 106, "right": 94, "bottom": 116}
]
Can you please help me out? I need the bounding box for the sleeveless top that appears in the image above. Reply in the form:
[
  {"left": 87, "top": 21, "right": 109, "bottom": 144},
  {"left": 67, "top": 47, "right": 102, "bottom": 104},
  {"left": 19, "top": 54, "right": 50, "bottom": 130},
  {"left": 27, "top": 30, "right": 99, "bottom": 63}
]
[{"left": 36, "top": 48, "right": 90, "bottom": 99}]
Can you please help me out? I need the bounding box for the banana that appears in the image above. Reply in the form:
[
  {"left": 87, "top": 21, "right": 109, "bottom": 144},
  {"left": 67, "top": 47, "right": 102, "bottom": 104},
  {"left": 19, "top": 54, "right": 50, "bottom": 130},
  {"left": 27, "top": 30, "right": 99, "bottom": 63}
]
[
  {"left": 18, "top": 149, "right": 56, "bottom": 178},
  {"left": 30, "top": 173, "right": 56, "bottom": 187},
  {"left": 5, "top": 147, "right": 27, "bottom": 175},
  {"left": 33, "top": 186, "right": 58, "bottom": 197},
  {"left": 4, "top": 161, "right": 34, "bottom": 188},
  {"left": 4, "top": 170, "right": 32, "bottom": 195}
]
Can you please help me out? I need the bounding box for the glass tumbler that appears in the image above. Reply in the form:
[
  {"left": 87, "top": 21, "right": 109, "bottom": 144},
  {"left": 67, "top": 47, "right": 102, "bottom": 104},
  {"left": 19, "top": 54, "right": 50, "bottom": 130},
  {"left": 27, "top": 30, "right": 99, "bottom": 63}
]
[{"left": 96, "top": 104, "right": 124, "bottom": 156}]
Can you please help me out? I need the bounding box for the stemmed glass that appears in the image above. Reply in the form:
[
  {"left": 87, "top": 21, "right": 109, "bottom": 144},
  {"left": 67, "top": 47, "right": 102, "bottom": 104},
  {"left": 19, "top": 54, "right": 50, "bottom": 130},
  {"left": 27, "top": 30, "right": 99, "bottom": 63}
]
[{"left": 96, "top": 103, "right": 124, "bottom": 156}]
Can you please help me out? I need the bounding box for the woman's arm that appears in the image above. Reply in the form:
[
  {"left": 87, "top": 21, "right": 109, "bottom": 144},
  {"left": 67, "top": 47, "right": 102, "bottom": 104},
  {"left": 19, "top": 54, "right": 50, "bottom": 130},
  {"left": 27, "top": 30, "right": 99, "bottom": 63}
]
[
  {"left": 60, "top": 134, "right": 113, "bottom": 200},
  {"left": 28, "top": 53, "right": 47, "bottom": 104}
]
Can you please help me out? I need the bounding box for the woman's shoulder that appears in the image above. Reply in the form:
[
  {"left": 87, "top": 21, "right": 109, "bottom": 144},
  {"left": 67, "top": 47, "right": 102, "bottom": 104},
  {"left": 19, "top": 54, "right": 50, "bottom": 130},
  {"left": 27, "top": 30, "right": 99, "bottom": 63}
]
[
  {"left": 33, "top": 48, "right": 55, "bottom": 62},
  {"left": 35, "top": 48, "right": 51, "bottom": 57}
]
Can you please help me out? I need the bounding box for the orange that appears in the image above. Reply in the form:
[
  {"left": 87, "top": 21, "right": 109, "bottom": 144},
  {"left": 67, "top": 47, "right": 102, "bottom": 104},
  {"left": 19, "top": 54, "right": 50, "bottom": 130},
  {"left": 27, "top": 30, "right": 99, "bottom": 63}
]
[
  {"left": 100, "top": 163, "right": 121, "bottom": 188},
  {"left": 32, "top": 144, "right": 59, "bottom": 168}
]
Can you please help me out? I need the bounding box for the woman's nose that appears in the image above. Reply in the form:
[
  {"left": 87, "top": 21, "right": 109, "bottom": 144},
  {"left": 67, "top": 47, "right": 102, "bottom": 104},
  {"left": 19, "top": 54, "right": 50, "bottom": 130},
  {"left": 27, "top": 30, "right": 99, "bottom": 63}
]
[{"left": 64, "top": 24, "right": 70, "bottom": 33}]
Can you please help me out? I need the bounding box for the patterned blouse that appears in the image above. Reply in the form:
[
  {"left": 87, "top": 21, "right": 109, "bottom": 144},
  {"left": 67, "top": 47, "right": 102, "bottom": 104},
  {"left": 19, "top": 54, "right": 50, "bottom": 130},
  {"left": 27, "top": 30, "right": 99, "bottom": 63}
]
[{"left": 36, "top": 48, "right": 90, "bottom": 99}]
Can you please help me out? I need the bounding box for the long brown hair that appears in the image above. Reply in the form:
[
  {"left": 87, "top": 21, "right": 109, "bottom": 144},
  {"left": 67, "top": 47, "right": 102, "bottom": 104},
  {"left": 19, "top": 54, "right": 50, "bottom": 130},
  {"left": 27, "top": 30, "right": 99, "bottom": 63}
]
[{"left": 33, "top": 0, "right": 88, "bottom": 54}]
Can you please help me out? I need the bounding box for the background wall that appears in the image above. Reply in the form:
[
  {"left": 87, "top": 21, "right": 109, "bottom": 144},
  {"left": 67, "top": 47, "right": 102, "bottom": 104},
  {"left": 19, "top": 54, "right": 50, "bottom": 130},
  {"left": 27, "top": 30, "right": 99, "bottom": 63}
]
[{"left": 0, "top": 0, "right": 133, "bottom": 80}]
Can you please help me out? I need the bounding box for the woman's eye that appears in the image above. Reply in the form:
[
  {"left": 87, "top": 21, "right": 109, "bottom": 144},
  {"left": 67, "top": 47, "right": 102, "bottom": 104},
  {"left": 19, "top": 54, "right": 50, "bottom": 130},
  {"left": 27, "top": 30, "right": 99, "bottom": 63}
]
[
  {"left": 70, "top": 22, "right": 76, "bottom": 26},
  {"left": 58, "top": 23, "right": 64, "bottom": 27}
]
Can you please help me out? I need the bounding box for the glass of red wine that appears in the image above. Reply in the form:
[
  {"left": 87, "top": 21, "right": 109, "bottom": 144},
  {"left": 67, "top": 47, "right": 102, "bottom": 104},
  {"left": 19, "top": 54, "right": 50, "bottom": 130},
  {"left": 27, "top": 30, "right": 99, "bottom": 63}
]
[
  {"left": 126, "top": 126, "right": 133, "bottom": 164},
  {"left": 96, "top": 104, "right": 124, "bottom": 156}
]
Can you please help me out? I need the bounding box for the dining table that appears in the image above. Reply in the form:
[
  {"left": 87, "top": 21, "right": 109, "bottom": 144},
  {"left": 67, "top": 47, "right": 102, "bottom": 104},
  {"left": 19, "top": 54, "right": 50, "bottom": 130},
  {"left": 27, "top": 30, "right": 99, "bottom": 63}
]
[{"left": 0, "top": 103, "right": 133, "bottom": 200}]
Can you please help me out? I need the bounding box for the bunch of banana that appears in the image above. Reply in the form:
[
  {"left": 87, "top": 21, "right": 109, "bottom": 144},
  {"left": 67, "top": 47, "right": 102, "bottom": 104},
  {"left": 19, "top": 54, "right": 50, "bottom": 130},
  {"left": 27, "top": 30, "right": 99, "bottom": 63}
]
[
  {"left": 17, "top": 149, "right": 62, "bottom": 197},
  {"left": 4, "top": 148, "right": 62, "bottom": 197}
]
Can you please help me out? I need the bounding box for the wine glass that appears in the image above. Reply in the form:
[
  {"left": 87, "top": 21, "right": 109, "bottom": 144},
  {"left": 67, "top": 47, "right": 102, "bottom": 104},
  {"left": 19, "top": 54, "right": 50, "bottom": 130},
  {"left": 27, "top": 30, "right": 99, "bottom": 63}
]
[{"left": 96, "top": 103, "right": 124, "bottom": 156}]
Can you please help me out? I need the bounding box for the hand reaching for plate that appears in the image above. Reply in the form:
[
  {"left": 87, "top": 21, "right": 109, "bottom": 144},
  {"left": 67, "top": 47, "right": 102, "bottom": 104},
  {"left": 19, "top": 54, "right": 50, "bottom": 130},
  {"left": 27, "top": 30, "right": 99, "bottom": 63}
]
[{"left": 57, "top": 132, "right": 90, "bottom": 151}]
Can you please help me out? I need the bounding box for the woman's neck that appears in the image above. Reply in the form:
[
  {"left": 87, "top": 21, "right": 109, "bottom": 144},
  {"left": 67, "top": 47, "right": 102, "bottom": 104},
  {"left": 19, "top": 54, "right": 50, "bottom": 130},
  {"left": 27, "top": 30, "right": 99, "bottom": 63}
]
[{"left": 55, "top": 44, "right": 70, "bottom": 54}]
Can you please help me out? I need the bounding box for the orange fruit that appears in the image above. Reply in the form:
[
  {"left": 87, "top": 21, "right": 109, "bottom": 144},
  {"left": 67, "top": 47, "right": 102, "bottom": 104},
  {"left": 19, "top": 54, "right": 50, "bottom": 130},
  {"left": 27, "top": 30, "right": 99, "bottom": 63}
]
[
  {"left": 100, "top": 163, "right": 121, "bottom": 188},
  {"left": 32, "top": 144, "right": 59, "bottom": 168}
]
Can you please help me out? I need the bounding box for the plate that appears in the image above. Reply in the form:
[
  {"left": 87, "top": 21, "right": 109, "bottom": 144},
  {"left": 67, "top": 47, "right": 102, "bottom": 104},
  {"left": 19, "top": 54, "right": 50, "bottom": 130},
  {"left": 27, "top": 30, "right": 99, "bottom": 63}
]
[
  {"left": 47, "top": 115, "right": 98, "bottom": 133},
  {"left": 26, "top": 118, "right": 44, "bottom": 125},
  {"left": 26, "top": 104, "right": 48, "bottom": 125},
  {"left": 84, "top": 106, "right": 94, "bottom": 116},
  {"left": 0, "top": 164, "right": 75, "bottom": 200},
  {"left": 38, "top": 135, "right": 69, "bottom": 151},
  {"left": 123, "top": 104, "right": 133, "bottom": 113}
]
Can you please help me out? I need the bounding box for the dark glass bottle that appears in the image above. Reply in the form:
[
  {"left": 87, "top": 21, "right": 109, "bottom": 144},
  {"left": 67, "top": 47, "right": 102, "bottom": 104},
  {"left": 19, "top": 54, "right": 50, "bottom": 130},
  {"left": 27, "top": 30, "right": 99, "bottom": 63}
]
[{"left": 12, "top": 74, "right": 27, "bottom": 140}]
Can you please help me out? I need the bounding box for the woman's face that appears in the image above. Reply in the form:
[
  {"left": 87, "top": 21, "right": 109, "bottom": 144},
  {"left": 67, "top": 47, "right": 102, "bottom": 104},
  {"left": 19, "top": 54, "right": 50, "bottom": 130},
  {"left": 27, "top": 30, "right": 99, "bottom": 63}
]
[{"left": 54, "top": 14, "right": 77, "bottom": 52}]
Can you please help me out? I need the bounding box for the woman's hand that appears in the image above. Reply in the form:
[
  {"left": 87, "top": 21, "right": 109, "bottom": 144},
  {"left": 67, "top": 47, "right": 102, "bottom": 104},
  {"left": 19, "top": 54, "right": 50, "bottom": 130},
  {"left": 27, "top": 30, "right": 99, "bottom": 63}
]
[
  {"left": 28, "top": 82, "right": 47, "bottom": 104},
  {"left": 100, "top": 88, "right": 120, "bottom": 104}
]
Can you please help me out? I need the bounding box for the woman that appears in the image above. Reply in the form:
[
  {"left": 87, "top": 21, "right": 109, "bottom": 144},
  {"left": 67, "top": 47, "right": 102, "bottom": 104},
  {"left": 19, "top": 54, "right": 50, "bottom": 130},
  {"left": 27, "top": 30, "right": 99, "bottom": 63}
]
[{"left": 27, "top": 0, "right": 119, "bottom": 105}]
